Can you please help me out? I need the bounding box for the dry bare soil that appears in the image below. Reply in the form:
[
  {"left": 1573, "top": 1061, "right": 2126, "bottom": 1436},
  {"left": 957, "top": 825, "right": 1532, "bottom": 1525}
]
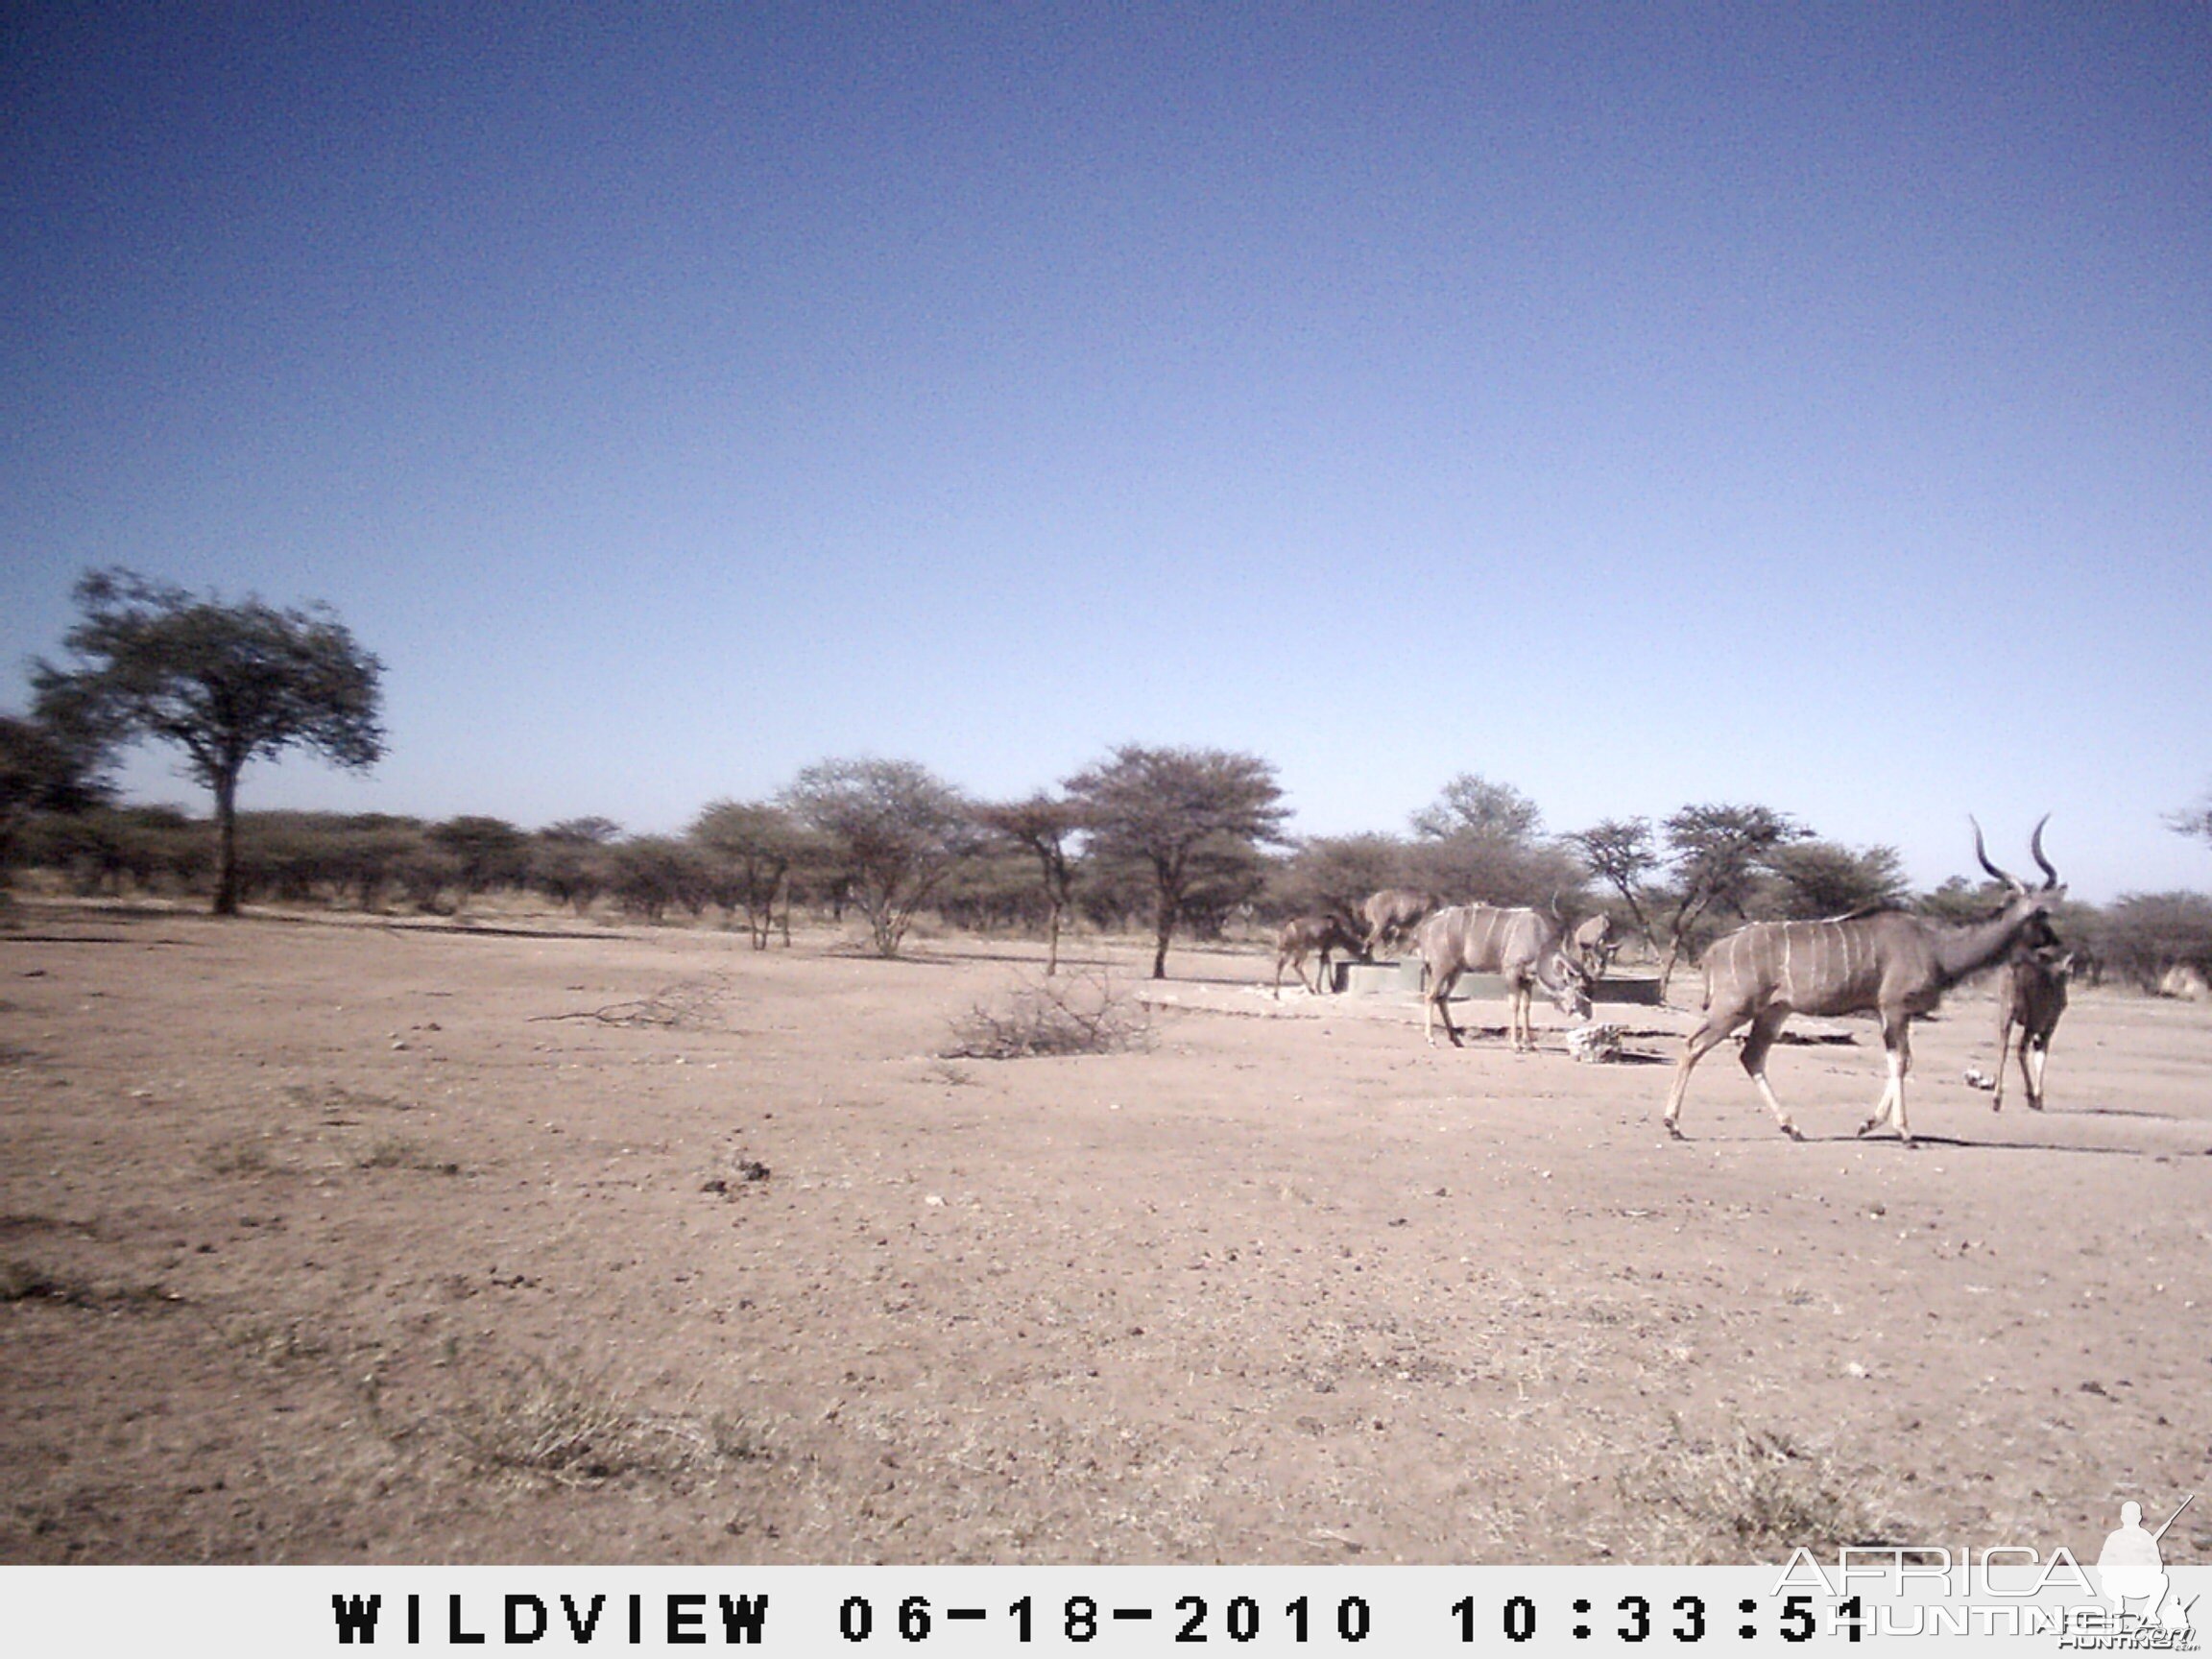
[{"left": 3, "top": 902, "right": 2208, "bottom": 1566}]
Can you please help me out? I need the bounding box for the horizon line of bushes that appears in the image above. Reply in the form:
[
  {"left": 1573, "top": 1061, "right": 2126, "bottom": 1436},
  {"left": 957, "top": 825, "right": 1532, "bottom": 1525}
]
[{"left": 9, "top": 792, "right": 2211, "bottom": 995}]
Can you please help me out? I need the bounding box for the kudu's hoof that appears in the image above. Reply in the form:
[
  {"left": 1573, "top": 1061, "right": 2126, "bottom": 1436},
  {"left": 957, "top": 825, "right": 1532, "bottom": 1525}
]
[{"left": 1781, "top": 1124, "right": 1805, "bottom": 1142}]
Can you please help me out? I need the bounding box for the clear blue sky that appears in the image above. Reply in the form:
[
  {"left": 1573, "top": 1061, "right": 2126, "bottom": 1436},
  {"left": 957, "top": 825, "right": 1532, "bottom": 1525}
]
[{"left": 5, "top": 5, "right": 2207, "bottom": 902}]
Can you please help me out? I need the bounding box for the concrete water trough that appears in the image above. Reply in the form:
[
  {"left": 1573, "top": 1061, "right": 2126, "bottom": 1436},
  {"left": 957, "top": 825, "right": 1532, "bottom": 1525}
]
[{"left": 1330, "top": 959, "right": 1665, "bottom": 1005}]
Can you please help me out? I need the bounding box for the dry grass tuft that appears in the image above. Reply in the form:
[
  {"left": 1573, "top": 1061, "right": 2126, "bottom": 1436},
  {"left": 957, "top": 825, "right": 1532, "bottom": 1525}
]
[
  {"left": 945, "top": 971, "right": 1152, "bottom": 1059},
  {"left": 202, "top": 1136, "right": 282, "bottom": 1176},
  {"left": 2, "top": 1256, "right": 178, "bottom": 1310},
  {"left": 284, "top": 1082, "right": 412, "bottom": 1115},
  {"left": 444, "top": 1357, "right": 768, "bottom": 1489},
  {"left": 1616, "top": 1420, "right": 1909, "bottom": 1563},
  {"left": 221, "top": 1314, "right": 333, "bottom": 1368},
  {"left": 354, "top": 1134, "right": 462, "bottom": 1174}
]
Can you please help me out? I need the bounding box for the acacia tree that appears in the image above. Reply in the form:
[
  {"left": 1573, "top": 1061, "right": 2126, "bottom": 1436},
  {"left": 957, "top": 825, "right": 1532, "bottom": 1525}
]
[
  {"left": 1409, "top": 773, "right": 1545, "bottom": 842},
  {"left": 607, "top": 835, "right": 711, "bottom": 924},
  {"left": 1062, "top": 744, "right": 1288, "bottom": 979},
  {"left": 531, "top": 817, "right": 622, "bottom": 915},
  {"left": 1269, "top": 831, "right": 1407, "bottom": 922},
  {"left": 1652, "top": 803, "right": 1809, "bottom": 994},
  {"left": 1567, "top": 817, "right": 1660, "bottom": 948},
  {"left": 781, "top": 758, "right": 976, "bottom": 957},
  {"left": 33, "top": 570, "right": 385, "bottom": 915},
  {"left": 1408, "top": 771, "right": 1580, "bottom": 908},
  {"left": 974, "top": 793, "right": 1083, "bottom": 974},
  {"left": 429, "top": 815, "right": 529, "bottom": 908},
  {"left": 0, "top": 710, "right": 113, "bottom": 887},
  {"left": 1763, "top": 839, "right": 1910, "bottom": 919},
  {"left": 2169, "top": 787, "right": 2212, "bottom": 851},
  {"left": 691, "top": 799, "right": 810, "bottom": 950}
]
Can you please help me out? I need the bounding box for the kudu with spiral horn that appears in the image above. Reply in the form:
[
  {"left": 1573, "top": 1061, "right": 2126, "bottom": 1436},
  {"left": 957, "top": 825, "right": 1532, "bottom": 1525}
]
[{"left": 1662, "top": 818, "right": 2064, "bottom": 1143}]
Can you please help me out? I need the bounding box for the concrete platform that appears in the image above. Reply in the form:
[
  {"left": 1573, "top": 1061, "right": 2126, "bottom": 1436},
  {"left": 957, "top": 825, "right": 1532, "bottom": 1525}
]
[{"left": 1331, "top": 959, "right": 1664, "bottom": 1004}]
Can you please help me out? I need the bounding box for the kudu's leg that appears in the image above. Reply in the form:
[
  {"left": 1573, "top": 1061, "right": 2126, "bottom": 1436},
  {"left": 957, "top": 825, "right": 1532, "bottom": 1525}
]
[
  {"left": 1426, "top": 969, "right": 1464, "bottom": 1047},
  {"left": 1663, "top": 1009, "right": 1745, "bottom": 1139},
  {"left": 1858, "top": 1013, "right": 1914, "bottom": 1142},
  {"left": 1991, "top": 1009, "right": 2013, "bottom": 1112},
  {"left": 1739, "top": 1006, "right": 1806, "bottom": 1141},
  {"left": 2025, "top": 1033, "right": 2050, "bottom": 1111}
]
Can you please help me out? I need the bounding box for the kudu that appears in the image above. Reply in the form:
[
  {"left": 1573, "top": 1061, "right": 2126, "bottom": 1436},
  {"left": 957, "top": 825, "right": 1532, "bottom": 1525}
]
[
  {"left": 1359, "top": 888, "right": 1438, "bottom": 958},
  {"left": 1662, "top": 819, "right": 2064, "bottom": 1143},
  {"left": 1413, "top": 903, "right": 1595, "bottom": 1051},
  {"left": 1992, "top": 935, "right": 2072, "bottom": 1113},
  {"left": 1570, "top": 912, "right": 1618, "bottom": 980},
  {"left": 1272, "top": 914, "right": 1367, "bottom": 999}
]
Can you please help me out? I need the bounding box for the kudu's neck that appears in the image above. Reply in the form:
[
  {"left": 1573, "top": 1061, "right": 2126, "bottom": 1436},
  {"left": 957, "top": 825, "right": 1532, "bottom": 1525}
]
[
  {"left": 1932, "top": 897, "right": 2049, "bottom": 989},
  {"left": 1534, "top": 942, "right": 1578, "bottom": 992}
]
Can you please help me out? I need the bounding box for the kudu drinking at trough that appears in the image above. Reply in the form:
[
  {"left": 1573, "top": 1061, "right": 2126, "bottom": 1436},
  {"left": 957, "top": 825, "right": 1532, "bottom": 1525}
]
[
  {"left": 1662, "top": 819, "right": 2064, "bottom": 1143},
  {"left": 1413, "top": 904, "right": 1594, "bottom": 1051},
  {"left": 1359, "top": 888, "right": 1438, "bottom": 958},
  {"left": 1992, "top": 934, "right": 2072, "bottom": 1113},
  {"left": 1570, "top": 912, "right": 1618, "bottom": 980},
  {"left": 1272, "top": 914, "right": 1367, "bottom": 999}
]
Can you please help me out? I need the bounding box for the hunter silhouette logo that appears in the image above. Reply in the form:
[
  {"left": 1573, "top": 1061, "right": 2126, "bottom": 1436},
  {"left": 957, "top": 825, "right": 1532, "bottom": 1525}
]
[{"left": 2095, "top": 1494, "right": 2196, "bottom": 1634}]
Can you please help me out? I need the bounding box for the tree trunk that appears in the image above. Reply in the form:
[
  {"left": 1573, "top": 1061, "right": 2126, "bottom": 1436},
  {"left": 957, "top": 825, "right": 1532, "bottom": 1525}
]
[
  {"left": 1046, "top": 900, "right": 1062, "bottom": 977},
  {"left": 211, "top": 766, "right": 241, "bottom": 917}
]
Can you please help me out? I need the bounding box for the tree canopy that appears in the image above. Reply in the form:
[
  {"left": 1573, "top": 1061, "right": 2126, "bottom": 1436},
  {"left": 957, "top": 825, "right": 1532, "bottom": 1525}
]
[
  {"left": 1409, "top": 773, "right": 1545, "bottom": 843},
  {"left": 32, "top": 569, "right": 385, "bottom": 915},
  {"left": 2169, "top": 788, "right": 2212, "bottom": 851},
  {"left": 781, "top": 757, "right": 975, "bottom": 956},
  {"left": 1, "top": 710, "right": 114, "bottom": 885},
  {"left": 1063, "top": 744, "right": 1288, "bottom": 978},
  {"left": 1568, "top": 817, "right": 1660, "bottom": 945},
  {"left": 1, "top": 711, "right": 110, "bottom": 822},
  {"left": 974, "top": 792, "right": 1084, "bottom": 974},
  {"left": 1763, "top": 839, "right": 1911, "bottom": 919},
  {"left": 691, "top": 798, "right": 813, "bottom": 950}
]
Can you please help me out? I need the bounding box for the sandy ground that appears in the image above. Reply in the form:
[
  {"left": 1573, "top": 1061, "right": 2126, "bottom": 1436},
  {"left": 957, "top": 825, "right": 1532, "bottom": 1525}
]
[{"left": 2, "top": 901, "right": 2207, "bottom": 1566}]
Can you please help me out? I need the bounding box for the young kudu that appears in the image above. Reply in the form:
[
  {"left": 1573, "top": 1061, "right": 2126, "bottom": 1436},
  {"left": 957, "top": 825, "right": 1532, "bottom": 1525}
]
[
  {"left": 1992, "top": 938, "right": 2072, "bottom": 1113},
  {"left": 1662, "top": 820, "right": 2064, "bottom": 1143},
  {"left": 1272, "top": 914, "right": 1367, "bottom": 998},
  {"left": 1570, "top": 912, "right": 1619, "bottom": 979},
  {"left": 1359, "top": 888, "right": 1439, "bottom": 958},
  {"left": 1414, "top": 904, "right": 1595, "bottom": 1051}
]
